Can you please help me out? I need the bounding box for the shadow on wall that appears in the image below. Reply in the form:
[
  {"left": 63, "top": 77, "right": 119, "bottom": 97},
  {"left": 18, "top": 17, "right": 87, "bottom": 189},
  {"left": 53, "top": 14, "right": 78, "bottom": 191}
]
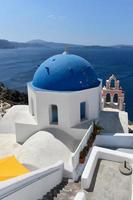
[
  {"left": 86, "top": 159, "right": 101, "bottom": 192},
  {"left": 44, "top": 127, "right": 80, "bottom": 152},
  {"left": 99, "top": 111, "right": 124, "bottom": 134}
]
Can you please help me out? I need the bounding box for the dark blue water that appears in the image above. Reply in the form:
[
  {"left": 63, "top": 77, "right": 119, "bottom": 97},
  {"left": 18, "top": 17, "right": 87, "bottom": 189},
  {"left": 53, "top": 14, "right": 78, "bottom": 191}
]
[{"left": 0, "top": 47, "right": 133, "bottom": 121}]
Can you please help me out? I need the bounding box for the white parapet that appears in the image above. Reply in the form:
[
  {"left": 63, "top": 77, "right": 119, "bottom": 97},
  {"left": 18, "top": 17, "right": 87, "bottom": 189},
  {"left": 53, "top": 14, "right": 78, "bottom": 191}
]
[
  {"left": 81, "top": 146, "right": 133, "bottom": 189},
  {"left": 72, "top": 124, "right": 93, "bottom": 169},
  {"left": 0, "top": 161, "right": 64, "bottom": 200},
  {"left": 94, "top": 133, "right": 133, "bottom": 148},
  {"left": 72, "top": 124, "right": 93, "bottom": 181}
]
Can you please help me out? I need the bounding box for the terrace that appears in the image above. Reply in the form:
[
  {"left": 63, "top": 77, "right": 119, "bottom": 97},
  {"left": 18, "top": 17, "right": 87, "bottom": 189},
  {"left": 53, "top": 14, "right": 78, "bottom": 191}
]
[{"left": 85, "top": 159, "right": 131, "bottom": 200}]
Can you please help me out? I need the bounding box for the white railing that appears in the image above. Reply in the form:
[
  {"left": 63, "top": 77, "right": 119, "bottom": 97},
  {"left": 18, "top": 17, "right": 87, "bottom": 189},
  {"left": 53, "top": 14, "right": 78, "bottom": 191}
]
[
  {"left": 0, "top": 161, "right": 63, "bottom": 200},
  {"left": 71, "top": 123, "right": 93, "bottom": 169}
]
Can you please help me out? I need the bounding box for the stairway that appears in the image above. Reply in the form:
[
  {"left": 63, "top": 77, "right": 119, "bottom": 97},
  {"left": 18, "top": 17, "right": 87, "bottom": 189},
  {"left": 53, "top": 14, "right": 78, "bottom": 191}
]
[{"left": 38, "top": 178, "right": 81, "bottom": 200}]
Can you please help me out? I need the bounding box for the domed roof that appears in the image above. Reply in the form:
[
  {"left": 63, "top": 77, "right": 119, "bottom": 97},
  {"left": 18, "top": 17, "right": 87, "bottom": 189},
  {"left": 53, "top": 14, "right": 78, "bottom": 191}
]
[{"left": 32, "top": 53, "right": 100, "bottom": 91}]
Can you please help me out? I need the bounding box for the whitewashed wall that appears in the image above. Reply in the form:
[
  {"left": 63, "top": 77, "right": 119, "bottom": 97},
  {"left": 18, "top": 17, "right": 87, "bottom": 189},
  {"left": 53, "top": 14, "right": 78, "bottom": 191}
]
[
  {"left": 16, "top": 81, "right": 101, "bottom": 143},
  {"left": 28, "top": 85, "right": 37, "bottom": 121},
  {"left": 81, "top": 146, "right": 133, "bottom": 189},
  {"left": 0, "top": 161, "right": 63, "bottom": 200},
  {"left": 15, "top": 123, "right": 39, "bottom": 144},
  {"left": 94, "top": 134, "right": 133, "bottom": 148},
  {"left": 72, "top": 124, "right": 93, "bottom": 169},
  {"left": 0, "top": 106, "right": 19, "bottom": 133},
  {"left": 28, "top": 82, "right": 101, "bottom": 128}
]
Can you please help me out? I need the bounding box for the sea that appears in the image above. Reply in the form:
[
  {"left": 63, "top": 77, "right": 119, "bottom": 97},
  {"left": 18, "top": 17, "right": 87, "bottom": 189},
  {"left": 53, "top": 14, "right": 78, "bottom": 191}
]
[{"left": 0, "top": 46, "right": 133, "bottom": 121}]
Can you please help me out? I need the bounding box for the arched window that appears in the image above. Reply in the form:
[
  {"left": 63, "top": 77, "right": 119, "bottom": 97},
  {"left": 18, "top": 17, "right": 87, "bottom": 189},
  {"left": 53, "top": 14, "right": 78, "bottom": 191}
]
[
  {"left": 110, "top": 79, "right": 115, "bottom": 88},
  {"left": 50, "top": 105, "right": 58, "bottom": 124},
  {"left": 106, "top": 93, "right": 111, "bottom": 103},
  {"left": 113, "top": 93, "right": 118, "bottom": 103},
  {"left": 80, "top": 102, "right": 86, "bottom": 121}
]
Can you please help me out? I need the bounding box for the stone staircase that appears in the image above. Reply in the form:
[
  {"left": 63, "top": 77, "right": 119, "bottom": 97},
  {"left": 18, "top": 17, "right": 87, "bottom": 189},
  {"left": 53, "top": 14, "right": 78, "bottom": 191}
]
[{"left": 38, "top": 178, "right": 81, "bottom": 200}]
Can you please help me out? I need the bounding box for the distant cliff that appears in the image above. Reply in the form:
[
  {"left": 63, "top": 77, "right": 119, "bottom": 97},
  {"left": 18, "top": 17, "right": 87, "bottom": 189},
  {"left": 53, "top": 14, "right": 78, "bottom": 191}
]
[
  {"left": 0, "top": 39, "right": 79, "bottom": 49},
  {"left": 0, "top": 39, "right": 16, "bottom": 49},
  {"left": 0, "top": 39, "right": 29, "bottom": 49},
  {"left": 0, "top": 82, "right": 28, "bottom": 105},
  {"left": 1, "top": 39, "right": 133, "bottom": 49}
]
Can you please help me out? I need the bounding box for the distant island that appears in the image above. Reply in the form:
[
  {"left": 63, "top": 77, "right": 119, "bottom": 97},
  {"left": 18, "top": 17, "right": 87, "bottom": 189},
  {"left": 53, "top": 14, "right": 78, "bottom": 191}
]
[
  {"left": 0, "top": 39, "right": 80, "bottom": 49},
  {"left": 0, "top": 39, "right": 133, "bottom": 49}
]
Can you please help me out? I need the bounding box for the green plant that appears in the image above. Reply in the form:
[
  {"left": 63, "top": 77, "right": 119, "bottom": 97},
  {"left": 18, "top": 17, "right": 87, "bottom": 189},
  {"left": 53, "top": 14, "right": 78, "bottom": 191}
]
[
  {"left": 87, "top": 139, "right": 93, "bottom": 147},
  {"left": 84, "top": 146, "right": 90, "bottom": 154},
  {"left": 93, "top": 122, "right": 104, "bottom": 135},
  {"left": 79, "top": 150, "right": 86, "bottom": 164},
  {"left": 89, "top": 134, "right": 93, "bottom": 140},
  {"left": 80, "top": 150, "right": 85, "bottom": 158}
]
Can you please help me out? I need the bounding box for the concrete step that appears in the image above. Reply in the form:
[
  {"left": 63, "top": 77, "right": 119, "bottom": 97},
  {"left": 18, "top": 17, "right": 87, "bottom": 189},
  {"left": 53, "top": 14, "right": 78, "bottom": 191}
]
[{"left": 39, "top": 178, "right": 81, "bottom": 200}]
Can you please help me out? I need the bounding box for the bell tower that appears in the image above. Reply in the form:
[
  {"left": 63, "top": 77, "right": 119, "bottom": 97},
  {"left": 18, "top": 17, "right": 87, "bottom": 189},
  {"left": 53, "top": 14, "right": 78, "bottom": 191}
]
[{"left": 102, "top": 75, "right": 125, "bottom": 111}]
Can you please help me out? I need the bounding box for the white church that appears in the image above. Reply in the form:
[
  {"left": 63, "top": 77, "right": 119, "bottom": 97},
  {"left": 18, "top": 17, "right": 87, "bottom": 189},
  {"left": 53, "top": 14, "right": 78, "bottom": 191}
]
[
  {"left": 0, "top": 51, "right": 132, "bottom": 200},
  {"left": 17, "top": 51, "right": 102, "bottom": 143}
]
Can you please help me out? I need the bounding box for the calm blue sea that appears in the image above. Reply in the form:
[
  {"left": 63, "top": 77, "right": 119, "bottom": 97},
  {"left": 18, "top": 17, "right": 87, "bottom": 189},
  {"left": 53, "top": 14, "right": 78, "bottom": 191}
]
[{"left": 0, "top": 47, "right": 133, "bottom": 121}]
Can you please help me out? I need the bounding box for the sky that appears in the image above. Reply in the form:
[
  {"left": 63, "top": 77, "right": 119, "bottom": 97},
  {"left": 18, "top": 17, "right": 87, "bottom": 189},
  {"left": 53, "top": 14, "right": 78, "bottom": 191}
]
[{"left": 0, "top": 0, "right": 133, "bottom": 45}]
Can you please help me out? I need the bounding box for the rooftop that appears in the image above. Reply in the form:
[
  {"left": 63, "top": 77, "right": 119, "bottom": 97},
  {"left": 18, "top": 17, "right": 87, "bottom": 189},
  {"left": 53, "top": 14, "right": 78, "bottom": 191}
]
[
  {"left": 85, "top": 159, "right": 132, "bottom": 200},
  {"left": 99, "top": 108, "right": 128, "bottom": 134},
  {"left": 73, "top": 120, "right": 92, "bottom": 129}
]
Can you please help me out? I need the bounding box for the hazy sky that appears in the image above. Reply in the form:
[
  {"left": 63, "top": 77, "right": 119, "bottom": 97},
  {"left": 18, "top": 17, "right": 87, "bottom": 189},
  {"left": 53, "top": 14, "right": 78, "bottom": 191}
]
[{"left": 0, "top": 0, "right": 133, "bottom": 45}]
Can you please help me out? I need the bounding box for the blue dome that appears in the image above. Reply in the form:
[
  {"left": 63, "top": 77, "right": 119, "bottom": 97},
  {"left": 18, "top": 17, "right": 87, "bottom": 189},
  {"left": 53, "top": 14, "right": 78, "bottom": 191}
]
[{"left": 32, "top": 53, "right": 100, "bottom": 91}]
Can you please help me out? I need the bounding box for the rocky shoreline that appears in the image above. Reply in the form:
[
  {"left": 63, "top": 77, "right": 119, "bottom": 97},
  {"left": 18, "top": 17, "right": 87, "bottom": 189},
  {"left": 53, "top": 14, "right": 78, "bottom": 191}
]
[{"left": 0, "top": 82, "right": 28, "bottom": 105}]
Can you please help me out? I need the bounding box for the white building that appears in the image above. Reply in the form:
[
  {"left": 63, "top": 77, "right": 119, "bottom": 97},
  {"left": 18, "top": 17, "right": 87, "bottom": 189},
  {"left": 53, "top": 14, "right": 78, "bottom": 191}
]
[{"left": 15, "top": 52, "right": 102, "bottom": 144}]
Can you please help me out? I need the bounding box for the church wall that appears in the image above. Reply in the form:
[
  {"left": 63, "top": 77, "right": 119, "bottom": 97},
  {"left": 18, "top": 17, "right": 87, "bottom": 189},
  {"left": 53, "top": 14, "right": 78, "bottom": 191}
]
[
  {"left": 29, "top": 82, "right": 101, "bottom": 129},
  {"left": 28, "top": 85, "right": 38, "bottom": 121},
  {"left": 15, "top": 82, "right": 102, "bottom": 143},
  {"left": 34, "top": 90, "right": 70, "bottom": 128},
  {"left": 67, "top": 85, "right": 101, "bottom": 127}
]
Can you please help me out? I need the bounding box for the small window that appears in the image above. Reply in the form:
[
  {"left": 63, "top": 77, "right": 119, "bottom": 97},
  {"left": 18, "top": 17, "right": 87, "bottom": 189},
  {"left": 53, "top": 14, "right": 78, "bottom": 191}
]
[
  {"left": 80, "top": 102, "right": 86, "bottom": 121},
  {"left": 50, "top": 105, "right": 58, "bottom": 124},
  {"left": 106, "top": 93, "right": 111, "bottom": 103},
  {"left": 110, "top": 79, "right": 115, "bottom": 88},
  {"left": 113, "top": 93, "right": 118, "bottom": 103}
]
